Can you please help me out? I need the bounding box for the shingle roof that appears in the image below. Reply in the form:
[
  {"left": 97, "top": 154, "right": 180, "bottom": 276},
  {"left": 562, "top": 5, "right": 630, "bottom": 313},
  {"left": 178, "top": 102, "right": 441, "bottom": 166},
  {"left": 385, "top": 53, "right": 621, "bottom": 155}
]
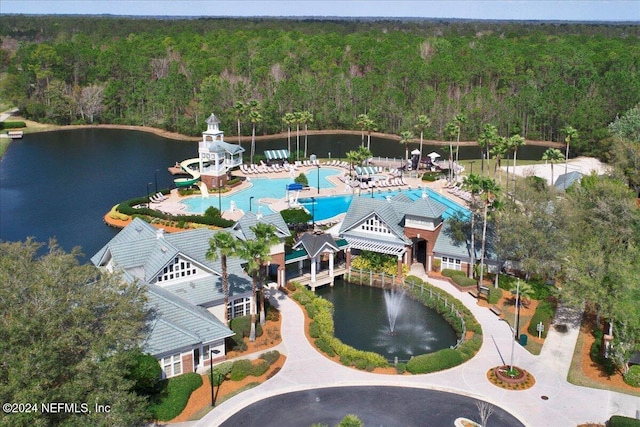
[
  {"left": 142, "top": 283, "right": 234, "bottom": 356},
  {"left": 230, "top": 211, "right": 291, "bottom": 241},
  {"left": 433, "top": 221, "right": 497, "bottom": 262},
  {"left": 292, "top": 232, "right": 340, "bottom": 258}
]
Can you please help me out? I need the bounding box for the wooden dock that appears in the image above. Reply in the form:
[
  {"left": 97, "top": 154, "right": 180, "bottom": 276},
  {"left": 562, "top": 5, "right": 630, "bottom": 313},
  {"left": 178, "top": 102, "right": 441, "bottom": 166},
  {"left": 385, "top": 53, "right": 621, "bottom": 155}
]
[{"left": 293, "top": 266, "right": 347, "bottom": 291}]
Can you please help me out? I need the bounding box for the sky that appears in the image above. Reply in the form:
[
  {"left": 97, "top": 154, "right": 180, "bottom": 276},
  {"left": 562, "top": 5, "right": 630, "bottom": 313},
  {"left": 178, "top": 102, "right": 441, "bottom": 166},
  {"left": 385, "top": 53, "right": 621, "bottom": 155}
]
[{"left": 2, "top": 1, "right": 639, "bottom": 22}]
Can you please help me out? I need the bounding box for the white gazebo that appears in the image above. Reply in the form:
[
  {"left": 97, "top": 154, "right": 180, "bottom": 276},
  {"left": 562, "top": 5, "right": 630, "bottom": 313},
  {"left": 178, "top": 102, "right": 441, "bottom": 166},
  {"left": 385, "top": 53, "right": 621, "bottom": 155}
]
[{"left": 198, "top": 113, "right": 245, "bottom": 189}]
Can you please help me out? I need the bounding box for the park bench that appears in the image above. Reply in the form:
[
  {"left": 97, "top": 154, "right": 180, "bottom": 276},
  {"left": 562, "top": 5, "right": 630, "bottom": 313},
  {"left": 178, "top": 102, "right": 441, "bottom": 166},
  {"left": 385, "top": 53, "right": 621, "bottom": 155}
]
[{"left": 490, "top": 305, "right": 502, "bottom": 316}]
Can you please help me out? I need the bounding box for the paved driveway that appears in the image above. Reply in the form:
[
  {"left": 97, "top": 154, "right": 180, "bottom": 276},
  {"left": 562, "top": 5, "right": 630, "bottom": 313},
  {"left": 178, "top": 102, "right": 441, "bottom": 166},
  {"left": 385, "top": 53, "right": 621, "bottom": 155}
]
[{"left": 220, "top": 386, "right": 524, "bottom": 427}]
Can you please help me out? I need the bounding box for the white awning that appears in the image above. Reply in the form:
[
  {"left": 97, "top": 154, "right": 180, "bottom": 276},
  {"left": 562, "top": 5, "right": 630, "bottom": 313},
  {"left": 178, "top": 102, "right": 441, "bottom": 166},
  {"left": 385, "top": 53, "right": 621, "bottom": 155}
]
[
  {"left": 354, "top": 166, "right": 378, "bottom": 175},
  {"left": 344, "top": 236, "right": 406, "bottom": 256},
  {"left": 264, "top": 149, "right": 290, "bottom": 160}
]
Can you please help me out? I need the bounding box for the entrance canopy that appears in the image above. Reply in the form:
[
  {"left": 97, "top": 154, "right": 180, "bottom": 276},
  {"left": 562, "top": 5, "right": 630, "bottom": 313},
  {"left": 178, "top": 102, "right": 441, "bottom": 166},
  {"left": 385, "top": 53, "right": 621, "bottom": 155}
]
[
  {"left": 264, "top": 149, "right": 290, "bottom": 160},
  {"left": 354, "top": 166, "right": 378, "bottom": 176},
  {"left": 345, "top": 236, "right": 406, "bottom": 256}
]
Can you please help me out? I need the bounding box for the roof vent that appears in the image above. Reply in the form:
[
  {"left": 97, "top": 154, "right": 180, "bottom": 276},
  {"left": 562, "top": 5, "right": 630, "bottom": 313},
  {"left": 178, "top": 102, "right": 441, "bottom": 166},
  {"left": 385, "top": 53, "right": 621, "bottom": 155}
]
[
  {"left": 156, "top": 228, "right": 165, "bottom": 240},
  {"left": 256, "top": 206, "right": 263, "bottom": 220}
]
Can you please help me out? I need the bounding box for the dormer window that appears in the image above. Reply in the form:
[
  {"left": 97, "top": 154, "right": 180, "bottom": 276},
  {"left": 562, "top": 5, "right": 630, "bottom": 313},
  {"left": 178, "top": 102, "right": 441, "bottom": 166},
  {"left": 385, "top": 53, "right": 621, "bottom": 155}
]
[{"left": 157, "top": 257, "right": 197, "bottom": 283}]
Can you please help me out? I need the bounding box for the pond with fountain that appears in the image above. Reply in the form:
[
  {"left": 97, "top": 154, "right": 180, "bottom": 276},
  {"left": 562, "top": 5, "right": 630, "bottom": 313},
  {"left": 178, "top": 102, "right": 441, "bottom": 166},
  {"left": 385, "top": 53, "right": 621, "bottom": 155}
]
[{"left": 316, "top": 279, "right": 458, "bottom": 362}]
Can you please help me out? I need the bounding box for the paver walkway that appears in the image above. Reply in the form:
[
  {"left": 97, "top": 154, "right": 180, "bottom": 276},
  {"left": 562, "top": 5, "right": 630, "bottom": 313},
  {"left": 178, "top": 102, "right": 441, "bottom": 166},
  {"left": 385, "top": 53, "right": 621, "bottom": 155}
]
[{"left": 194, "top": 274, "right": 639, "bottom": 427}]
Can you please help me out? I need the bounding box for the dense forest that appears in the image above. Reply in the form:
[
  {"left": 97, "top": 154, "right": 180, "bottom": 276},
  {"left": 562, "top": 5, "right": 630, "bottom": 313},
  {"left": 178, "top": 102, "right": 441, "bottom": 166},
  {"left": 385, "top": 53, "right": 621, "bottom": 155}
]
[{"left": 1, "top": 16, "right": 639, "bottom": 157}]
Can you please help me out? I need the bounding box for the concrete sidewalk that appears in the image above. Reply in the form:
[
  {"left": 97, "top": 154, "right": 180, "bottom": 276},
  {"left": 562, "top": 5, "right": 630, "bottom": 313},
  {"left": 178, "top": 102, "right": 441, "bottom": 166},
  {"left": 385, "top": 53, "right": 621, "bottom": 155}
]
[{"left": 194, "top": 275, "right": 639, "bottom": 427}]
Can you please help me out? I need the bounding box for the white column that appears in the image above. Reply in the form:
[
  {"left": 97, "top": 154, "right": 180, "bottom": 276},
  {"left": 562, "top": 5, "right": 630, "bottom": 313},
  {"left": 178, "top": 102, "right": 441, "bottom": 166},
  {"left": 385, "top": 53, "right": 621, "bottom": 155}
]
[
  {"left": 298, "top": 260, "right": 303, "bottom": 275},
  {"left": 311, "top": 256, "right": 317, "bottom": 282},
  {"left": 329, "top": 251, "right": 334, "bottom": 277}
]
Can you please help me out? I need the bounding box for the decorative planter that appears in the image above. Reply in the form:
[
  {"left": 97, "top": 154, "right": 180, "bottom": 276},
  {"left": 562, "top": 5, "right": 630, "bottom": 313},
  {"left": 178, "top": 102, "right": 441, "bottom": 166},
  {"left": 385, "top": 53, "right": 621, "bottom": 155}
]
[
  {"left": 454, "top": 417, "right": 481, "bottom": 427},
  {"left": 494, "top": 365, "right": 527, "bottom": 384}
]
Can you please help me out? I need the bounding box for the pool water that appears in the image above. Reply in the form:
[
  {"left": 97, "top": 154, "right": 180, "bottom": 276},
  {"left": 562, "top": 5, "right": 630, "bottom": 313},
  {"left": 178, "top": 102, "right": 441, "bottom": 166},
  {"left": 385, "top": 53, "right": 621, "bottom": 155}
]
[
  {"left": 181, "top": 167, "right": 341, "bottom": 214},
  {"left": 299, "top": 187, "right": 469, "bottom": 221}
]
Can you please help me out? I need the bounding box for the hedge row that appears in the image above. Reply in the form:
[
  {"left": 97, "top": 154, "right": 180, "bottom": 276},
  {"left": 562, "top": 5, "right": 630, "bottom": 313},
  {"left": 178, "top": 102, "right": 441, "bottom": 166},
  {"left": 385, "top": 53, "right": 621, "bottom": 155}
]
[
  {"left": 116, "top": 195, "right": 234, "bottom": 228},
  {"left": 149, "top": 372, "right": 203, "bottom": 421},
  {"left": 0, "top": 121, "right": 26, "bottom": 129},
  {"left": 405, "top": 275, "right": 482, "bottom": 336},
  {"left": 609, "top": 415, "right": 640, "bottom": 427},
  {"left": 291, "top": 283, "right": 388, "bottom": 370}
]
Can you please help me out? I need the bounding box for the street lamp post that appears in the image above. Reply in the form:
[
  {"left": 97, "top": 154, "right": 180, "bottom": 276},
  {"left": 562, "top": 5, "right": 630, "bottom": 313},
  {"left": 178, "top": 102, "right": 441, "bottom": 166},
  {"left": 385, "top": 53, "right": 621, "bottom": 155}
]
[
  {"left": 311, "top": 196, "right": 315, "bottom": 229},
  {"left": 146, "top": 182, "right": 152, "bottom": 205},
  {"left": 210, "top": 349, "right": 221, "bottom": 407},
  {"left": 469, "top": 160, "right": 475, "bottom": 175},
  {"left": 316, "top": 164, "right": 320, "bottom": 194},
  {"left": 510, "top": 279, "right": 520, "bottom": 372},
  {"left": 249, "top": 196, "right": 254, "bottom": 212},
  {"left": 217, "top": 179, "right": 222, "bottom": 212}
]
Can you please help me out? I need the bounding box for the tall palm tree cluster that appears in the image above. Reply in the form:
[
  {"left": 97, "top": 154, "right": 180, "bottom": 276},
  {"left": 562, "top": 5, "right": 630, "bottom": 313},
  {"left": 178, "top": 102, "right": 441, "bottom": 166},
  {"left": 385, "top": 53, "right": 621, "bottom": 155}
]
[{"left": 206, "top": 223, "right": 278, "bottom": 341}]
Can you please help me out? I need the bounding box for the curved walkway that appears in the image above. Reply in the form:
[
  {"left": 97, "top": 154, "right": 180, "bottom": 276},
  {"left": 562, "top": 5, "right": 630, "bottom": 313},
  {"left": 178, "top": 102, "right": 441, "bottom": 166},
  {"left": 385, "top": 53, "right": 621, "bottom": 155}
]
[{"left": 195, "top": 275, "right": 639, "bottom": 427}]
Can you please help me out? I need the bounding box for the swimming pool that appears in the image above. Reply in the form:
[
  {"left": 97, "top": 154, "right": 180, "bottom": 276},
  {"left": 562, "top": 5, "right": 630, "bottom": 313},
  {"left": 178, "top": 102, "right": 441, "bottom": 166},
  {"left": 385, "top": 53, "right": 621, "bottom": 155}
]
[
  {"left": 180, "top": 167, "right": 341, "bottom": 214},
  {"left": 299, "top": 187, "right": 469, "bottom": 221}
]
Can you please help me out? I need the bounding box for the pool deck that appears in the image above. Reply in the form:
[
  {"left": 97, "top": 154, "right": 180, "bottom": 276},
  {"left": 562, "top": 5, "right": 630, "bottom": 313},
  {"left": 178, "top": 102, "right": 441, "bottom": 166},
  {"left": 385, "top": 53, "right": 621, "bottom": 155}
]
[{"left": 150, "top": 163, "right": 469, "bottom": 222}]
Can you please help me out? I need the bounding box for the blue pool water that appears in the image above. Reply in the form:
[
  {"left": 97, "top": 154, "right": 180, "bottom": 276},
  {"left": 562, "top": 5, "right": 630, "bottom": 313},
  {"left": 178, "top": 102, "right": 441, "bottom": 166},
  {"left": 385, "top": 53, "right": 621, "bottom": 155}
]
[
  {"left": 299, "top": 187, "right": 469, "bottom": 221},
  {"left": 181, "top": 167, "right": 341, "bottom": 214}
]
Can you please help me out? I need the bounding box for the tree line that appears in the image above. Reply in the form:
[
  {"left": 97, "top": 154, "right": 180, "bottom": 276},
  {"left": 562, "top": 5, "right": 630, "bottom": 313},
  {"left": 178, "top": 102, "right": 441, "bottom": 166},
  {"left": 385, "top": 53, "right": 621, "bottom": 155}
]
[{"left": 1, "top": 15, "right": 639, "bottom": 158}]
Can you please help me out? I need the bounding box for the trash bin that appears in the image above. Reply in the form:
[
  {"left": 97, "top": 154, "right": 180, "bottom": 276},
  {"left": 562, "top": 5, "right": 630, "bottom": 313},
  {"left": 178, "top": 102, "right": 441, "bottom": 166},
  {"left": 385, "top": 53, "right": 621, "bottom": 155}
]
[{"left": 519, "top": 334, "right": 528, "bottom": 346}]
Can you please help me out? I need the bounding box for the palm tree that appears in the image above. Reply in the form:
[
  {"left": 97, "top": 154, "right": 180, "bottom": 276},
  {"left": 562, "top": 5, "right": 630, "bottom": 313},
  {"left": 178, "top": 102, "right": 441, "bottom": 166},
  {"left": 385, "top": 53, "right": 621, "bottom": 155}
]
[
  {"left": 345, "top": 149, "right": 360, "bottom": 179},
  {"left": 444, "top": 120, "right": 458, "bottom": 183},
  {"left": 399, "top": 130, "right": 414, "bottom": 166},
  {"left": 248, "top": 101, "right": 262, "bottom": 165},
  {"left": 356, "top": 113, "right": 369, "bottom": 148},
  {"left": 490, "top": 136, "right": 508, "bottom": 184},
  {"left": 294, "top": 111, "right": 303, "bottom": 161},
  {"left": 507, "top": 134, "right": 525, "bottom": 198},
  {"left": 478, "top": 124, "right": 498, "bottom": 176},
  {"left": 364, "top": 116, "right": 377, "bottom": 152},
  {"left": 205, "top": 231, "right": 238, "bottom": 324},
  {"left": 251, "top": 222, "right": 279, "bottom": 325},
  {"left": 233, "top": 101, "right": 247, "bottom": 146},
  {"left": 561, "top": 125, "right": 578, "bottom": 187},
  {"left": 462, "top": 174, "right": 483, "bottom": 279},
  {"left": 477, "top": 177, "right": 500, "bottom": 289},
  {"left": 541, "top": 148, "right": 565, "bottom": 186},
  {"left": 282, "top": 112, "right": 295, "bottom": 155},
  {"left": 300, "top": 111, "right": 313, "bottom": 158},
  {"left": 453, "top": 113, "right": 466, "bottom": 168},
  {"left": 441, "top": 145, "right": 457, "bottom": 183},
  {"left": 235, "top": 223, "right": 278, "bottom": 340},
  {"left": 414, "top": 115, "right": 431, "bottom": 171}
]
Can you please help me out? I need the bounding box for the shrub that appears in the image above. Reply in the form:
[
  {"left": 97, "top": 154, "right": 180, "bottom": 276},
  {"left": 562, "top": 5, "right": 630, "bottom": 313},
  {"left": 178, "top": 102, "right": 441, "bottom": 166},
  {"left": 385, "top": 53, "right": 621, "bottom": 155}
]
[
  {"left": 338, "top": 414, "right": 363, "bottom": 427},
  {"left": 608, "top": 415, "right": 640, "bottom": 427},
  {"left": 250, "top": 359, "right": 270, "bottom": 377},
  {"left": 395, "top": 362, "right": 407, "bottom": 374},
  {"left": 624, "top": 365, "right": 640, "bottom": 387},
  {"left": 259, "top": 350, "right": 280, "bottom": 366},
  {"left": 441, "top": 268, "right": 466, "bottom": 278},
  {"left": 487, "top": 288, "right": 502, "bottom": 304},
  {"left": 406, "top": 349, "right": 464, "bottom": 374},
  {"left": 229, "top": 359, "right": 253, "bottom": 381},
  {"left": 431, "top": 258, "right": 441, "bottom": 272},
  {"left": 451, "top": 274, "right": 477, "bottom": 288},
  {"left": 0, "top": 121, "right": 26, "bottom": 129},
  {"left": 149, "top": 373, "right": 203, "bottom": 421},
  {"left": 126, "top": 351, "right": 162, "bottom": 397},
  {"left": 315, "top": 337, "right": 335, "bottom": 357},
  {"left": 294, "top": 172, "right": 308, "bottom": 186},
  {"left": 211, "top": 362, "right": 233, "bottom": 386}
]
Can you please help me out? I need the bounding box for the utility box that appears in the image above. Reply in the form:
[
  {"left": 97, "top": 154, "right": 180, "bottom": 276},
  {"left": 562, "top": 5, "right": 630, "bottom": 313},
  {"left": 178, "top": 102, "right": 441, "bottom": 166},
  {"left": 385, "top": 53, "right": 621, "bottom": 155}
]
[{"left": 519, "top": 334, "right": 528, "bottom": 346}]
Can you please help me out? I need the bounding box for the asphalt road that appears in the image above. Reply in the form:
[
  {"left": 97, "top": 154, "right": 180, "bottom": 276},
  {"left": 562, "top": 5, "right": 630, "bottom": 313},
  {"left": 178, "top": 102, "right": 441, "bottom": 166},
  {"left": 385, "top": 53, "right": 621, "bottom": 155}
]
[{"left": 219, "top": 386, "right": 525, "bottom": 427}]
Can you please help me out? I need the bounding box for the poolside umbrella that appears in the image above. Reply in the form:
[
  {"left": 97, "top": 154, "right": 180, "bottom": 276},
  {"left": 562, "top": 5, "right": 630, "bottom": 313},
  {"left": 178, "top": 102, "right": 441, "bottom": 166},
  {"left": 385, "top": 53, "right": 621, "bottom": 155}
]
[
  {"left": 354, "top": 166, "right": 377, "bottom": 176},
  {"left": 411, "top": 149, "right": 421, "bottom": 155},
  {"left": 427, "top": 152, "right": 441, "bottom": 161}
]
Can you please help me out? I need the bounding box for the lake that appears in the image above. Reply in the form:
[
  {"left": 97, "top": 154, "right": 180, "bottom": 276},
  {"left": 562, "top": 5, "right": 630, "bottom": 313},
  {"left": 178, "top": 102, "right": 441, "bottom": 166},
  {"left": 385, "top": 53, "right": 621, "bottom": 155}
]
[{"left": 0, "top": 128, "right": 549, "bottom": 258}]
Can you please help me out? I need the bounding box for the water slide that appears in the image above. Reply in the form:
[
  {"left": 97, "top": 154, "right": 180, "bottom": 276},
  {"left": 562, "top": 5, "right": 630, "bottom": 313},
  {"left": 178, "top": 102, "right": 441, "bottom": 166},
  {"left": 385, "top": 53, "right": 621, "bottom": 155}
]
[{"left": 174, "top": 158, "right": 201, "bottom": 188}]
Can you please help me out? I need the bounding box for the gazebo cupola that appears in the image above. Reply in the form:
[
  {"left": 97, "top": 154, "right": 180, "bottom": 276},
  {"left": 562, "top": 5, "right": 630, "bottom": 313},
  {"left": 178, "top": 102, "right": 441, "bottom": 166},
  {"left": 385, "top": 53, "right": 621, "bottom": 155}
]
[{"left": 198, "top": 113, "right": 245, "bottom": 189}]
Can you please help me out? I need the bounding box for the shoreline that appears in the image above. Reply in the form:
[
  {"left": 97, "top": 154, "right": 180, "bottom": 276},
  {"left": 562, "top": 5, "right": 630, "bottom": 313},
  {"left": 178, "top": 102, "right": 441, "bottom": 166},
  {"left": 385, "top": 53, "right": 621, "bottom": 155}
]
[{"left": 7, "top": 116, "right": 564, "bottom": 148}]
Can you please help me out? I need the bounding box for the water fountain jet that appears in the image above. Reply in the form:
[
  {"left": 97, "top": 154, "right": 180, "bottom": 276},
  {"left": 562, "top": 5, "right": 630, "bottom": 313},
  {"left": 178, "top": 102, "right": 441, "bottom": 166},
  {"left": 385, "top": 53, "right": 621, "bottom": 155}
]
[{"left": 384, "top": 287, "right": 405, "bottom": 334}]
